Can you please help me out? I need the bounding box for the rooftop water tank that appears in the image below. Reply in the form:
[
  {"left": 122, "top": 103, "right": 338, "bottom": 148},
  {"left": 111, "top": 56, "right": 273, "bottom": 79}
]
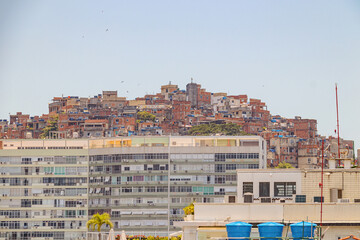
[
  {"left": 290, "top": 221, "right": 317, "bottom": 240},
  {"left": 226, "top": 222, "right": 252, "bottom": 240},
  {"left": 258, "top": 222, "right": 284, "bottom": 240}
]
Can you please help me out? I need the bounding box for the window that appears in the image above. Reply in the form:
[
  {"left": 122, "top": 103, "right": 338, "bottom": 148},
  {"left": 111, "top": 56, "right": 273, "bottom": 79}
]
[
  {"left": 226, "top": 164, "right": 236, "bottom": 170},
  {"left": 122, "top": 187, "right": 132, "bottom": 193},
  {"left": 314, "top": 196, "right": 324, "bottom": 203},
  {"left": 145, "top": 187, "right": 156, "bottom": 192},
  {"left": 243, "top": 182, "right": 253, "bottom": 195},
  {"left": 338, "top": 189, "right": 343, "bottom": 199},
  {"left": 295, "top": 195, "right": 306, "bottom": 203},
  {"left": 274, "top": 182, "right": 296, "bottom": 197},
  {"left": 32, "top": 199, "right": 43, "bottom": 205},
  {"left": 225, "top": 175, "right": 236, "bottom": 182},
  {"left": 259, "top": 182, "right": 270, "bottom": 197},
  {"left": 215, "top": 164, "right": 225, "bottom": 172},
  {"left": 215, "top": 176, "right": 225, "bottom": 184}
]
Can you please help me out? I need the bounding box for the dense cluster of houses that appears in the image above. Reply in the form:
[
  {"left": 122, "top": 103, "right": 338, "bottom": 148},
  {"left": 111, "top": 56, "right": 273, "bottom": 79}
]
[{"left": 0, "top": 81, "right": 354, "bottom": 167}]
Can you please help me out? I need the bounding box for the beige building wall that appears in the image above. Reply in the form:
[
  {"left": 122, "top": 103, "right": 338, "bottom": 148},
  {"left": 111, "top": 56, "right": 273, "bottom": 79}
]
[
  {"left": 128, "top": 99, "right": 146, "bottom": 106},
  {"left": 301, "top": 169, "right": 360, "bottom": 203}
]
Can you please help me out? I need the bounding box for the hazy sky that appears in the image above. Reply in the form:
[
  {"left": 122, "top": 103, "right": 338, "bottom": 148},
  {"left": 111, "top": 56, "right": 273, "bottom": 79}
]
[{"left": 0, "top": 1, "right": 359, "bottom": 148}]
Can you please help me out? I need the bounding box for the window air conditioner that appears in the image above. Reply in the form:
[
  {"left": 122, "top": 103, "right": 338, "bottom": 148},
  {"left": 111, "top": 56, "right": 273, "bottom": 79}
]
[
  {"left": 260, "top": 197, "right": 271, "bottom": 203},
  {"left": 226, "top": 195, "right": 237, "bottom": 203},
  {"left": 244, "top": 193, "right": 253, "bottom": 203}
]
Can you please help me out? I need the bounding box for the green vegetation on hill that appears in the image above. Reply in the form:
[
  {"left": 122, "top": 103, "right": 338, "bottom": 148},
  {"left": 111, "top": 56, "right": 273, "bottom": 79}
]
[
  {"left": 189, "top": 123, "right": 247, "bottom": 136},
  {"left": 40, "top": 116, "right": 58, "bottom": 139},
  {"left": 275, "top": 161, "right": 294, "bottom": 169},
  {"left": 137, "top": 111, "right": 156, "bottom": 122}
]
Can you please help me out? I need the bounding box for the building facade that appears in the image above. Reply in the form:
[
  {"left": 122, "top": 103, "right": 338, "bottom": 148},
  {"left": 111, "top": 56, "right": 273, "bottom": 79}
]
[
  {"left": 0, "top": 139, "right": 89, "bottom": 240},
  {"left": 0, "top": 136, "right": 266, "bottom": 239},
  {"left": 237, "top": 160, "right": 360, "bottom": 204},
  {"left": 176, "top": 162, "right": 360, "bottom": 240}
]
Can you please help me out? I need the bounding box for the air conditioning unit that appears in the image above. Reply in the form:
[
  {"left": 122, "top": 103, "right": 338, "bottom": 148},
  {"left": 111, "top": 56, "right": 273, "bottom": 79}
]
[
  {"left": 260, "top": 197, "right": 271, "bottom": 203},
  {"left": 244, "top": 193, "right": 253, "bottom": 203},
  {"left": 225, "top": 195, "right": 237, "bottom": 203},
  {"left": 338, "top": 198, "right": 350, "bottom": 203}
]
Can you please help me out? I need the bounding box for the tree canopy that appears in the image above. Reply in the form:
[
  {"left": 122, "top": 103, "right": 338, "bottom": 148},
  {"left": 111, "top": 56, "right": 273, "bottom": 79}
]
[
  {"left": 189, "top": 123, "right": 247, "bottom": 136},
  {"left": 39, "top": 116, "right": 58, "bottom": 139},
  {"left": 275, "top": 161, "right": 294, "bottom": 169},
  {"left": 86, "top": 212, "right": 113, "bottom": 232},
  {"left": 137, "top": 111, "right": 156, "bottom": 122}
]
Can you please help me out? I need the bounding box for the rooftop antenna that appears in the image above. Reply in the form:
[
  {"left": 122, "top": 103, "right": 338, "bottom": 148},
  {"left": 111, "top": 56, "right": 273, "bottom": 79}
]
[
  {"left": 335, "top": 83, "right": 340, "bottom": 164},
  {"left": 320, "top": 139, "right": 324, "bottom": 228},
  {"left": 191, "top": 77, "right": 193, "bottom": 83}
]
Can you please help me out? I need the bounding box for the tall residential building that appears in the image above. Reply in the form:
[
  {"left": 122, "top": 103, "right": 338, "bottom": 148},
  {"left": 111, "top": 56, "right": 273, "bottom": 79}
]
[
  {"left": 0, "top": 139, "right": 89, "bottom": 240},
  {"left": 0, "top": 136, "right": 266, "bottom": 239}
]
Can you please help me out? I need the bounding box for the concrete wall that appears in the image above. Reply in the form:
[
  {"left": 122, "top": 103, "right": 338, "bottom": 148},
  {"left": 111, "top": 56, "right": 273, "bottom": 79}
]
[
  {"left": 195, "top": 203, "right": 283, "bottom": 222},
  {"left": 195, "top": 203, "right": 360, "bottom": 223}
]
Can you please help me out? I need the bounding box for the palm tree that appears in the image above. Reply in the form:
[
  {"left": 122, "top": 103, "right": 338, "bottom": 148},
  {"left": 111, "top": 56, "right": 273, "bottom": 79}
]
[{"left": 87, "top": 213, "right": 114, "bottom": 240}]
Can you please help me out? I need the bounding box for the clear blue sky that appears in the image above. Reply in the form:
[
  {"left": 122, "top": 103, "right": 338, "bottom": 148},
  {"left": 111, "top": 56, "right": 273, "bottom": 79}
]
[{"left": 1, "top": 1, "right": 360, "bottom": 149}]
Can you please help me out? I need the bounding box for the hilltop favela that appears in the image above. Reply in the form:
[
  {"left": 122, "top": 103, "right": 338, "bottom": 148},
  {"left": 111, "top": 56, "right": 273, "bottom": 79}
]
[
  {"left": 0, "top": 81, "right": 358, "bottom": 240},
  {"left": 2, "top": 0, "right": 360, "bottom": 239}
]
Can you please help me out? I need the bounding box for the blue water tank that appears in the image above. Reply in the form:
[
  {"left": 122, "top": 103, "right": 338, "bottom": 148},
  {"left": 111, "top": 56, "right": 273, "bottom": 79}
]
[
  {"left": 290, "top": 221, "right": 317, "bottom": 240},
  {"left": 258, "top": 222, "right": 284, "bottom": 240},
  {"left": 226, "top": 222, "right": 252, "bottom": 240}
]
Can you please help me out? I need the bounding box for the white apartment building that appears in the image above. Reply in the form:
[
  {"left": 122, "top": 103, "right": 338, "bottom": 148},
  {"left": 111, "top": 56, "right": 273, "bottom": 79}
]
[{"left": 0, "top": 136, "right": 266, "bottom": 239}]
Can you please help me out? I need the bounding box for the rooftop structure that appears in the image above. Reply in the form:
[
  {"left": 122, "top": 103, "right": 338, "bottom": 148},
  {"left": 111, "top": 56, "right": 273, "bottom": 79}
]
[{"left": 176, "top": 167, "right": 360, "bottom": 240}]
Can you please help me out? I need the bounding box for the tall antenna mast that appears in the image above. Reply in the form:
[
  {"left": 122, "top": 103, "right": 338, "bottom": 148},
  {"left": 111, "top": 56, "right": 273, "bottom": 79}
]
[
  {"left": 335, "top": 83, "right": 340, "bottom": 165},
  {"left": 320, "top": 139, "right": 324, "bottom": 227}
]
